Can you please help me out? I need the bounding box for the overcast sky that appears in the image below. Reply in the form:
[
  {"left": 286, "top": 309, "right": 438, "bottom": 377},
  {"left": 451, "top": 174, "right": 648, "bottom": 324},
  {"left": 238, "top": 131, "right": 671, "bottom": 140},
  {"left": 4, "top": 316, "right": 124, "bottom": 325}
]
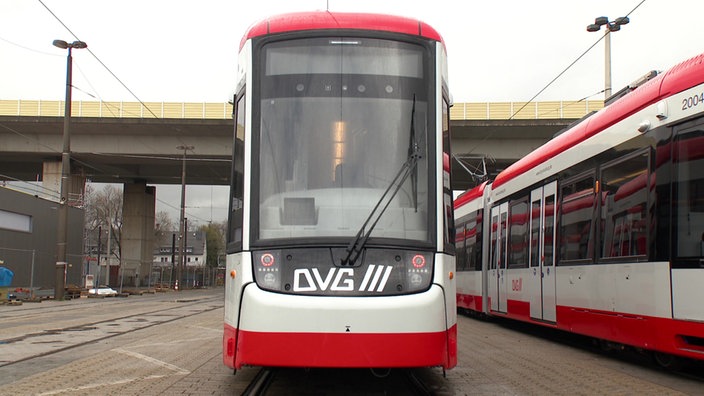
[{"left": 2, "top": 0, "right": 703, "bottom": 224}]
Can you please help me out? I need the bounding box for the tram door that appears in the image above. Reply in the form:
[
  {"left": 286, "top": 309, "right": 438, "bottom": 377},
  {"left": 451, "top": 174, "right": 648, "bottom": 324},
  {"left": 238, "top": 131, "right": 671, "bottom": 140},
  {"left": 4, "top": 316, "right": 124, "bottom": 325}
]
[
  {"left": 489, "top": 202, "right": 508, "bottom": 313},
  {"left": 529, "top": 182, "right": 557, "bottom": 322}
]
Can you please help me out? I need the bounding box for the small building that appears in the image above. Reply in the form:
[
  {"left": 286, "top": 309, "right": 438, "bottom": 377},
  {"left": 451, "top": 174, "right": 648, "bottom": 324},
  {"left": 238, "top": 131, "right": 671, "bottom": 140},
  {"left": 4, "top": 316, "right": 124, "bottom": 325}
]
[{"left": 152, "top": 230, "right": 207, "bottom": 288}]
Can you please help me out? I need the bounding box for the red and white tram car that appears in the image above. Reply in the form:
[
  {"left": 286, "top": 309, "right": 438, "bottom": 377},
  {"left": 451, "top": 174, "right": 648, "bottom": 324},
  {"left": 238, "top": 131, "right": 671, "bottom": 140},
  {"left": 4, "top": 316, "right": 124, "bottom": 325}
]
[
  {"left": 455, "top": 51, "right": 704, "bottom": 366},
  {"left": 223, "top": 11, "right": 457, "bottom": 371}
]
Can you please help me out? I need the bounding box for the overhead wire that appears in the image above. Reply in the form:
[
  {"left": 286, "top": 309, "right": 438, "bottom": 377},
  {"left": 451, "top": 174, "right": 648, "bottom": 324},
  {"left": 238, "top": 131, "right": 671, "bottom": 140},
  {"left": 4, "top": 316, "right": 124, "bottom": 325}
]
[
  {"left": 35, "top": 0, "right": 217, "bottom": 156},
  {"left": 0, "top": 6, "right": 228, "bottom": 227},
  {"left": 509, "top": 0, "right": 647, "bottom": 120},
  {"left": 457, "top": 0, "right": 648, "bottom": 166},
  {"left": 156, "top": 196, "right": 214, "bottom": 224},
  {"left": 37, "top": 0, "right": 164, "bottom": 121},
  {"left": 71, "top": 62, "right": 120, "bottom": 118},
  {"left": 1, "top": 1, "right": 231, "bottom": 223},
  {"left": 532, "top": 89, "right": 605, "bottom": 119},
  {"left": 0, "top": 35, "right": 62, "bottom": 57},
  {"left": 1, "top": 174, "right": 60, "bottom": 199}
]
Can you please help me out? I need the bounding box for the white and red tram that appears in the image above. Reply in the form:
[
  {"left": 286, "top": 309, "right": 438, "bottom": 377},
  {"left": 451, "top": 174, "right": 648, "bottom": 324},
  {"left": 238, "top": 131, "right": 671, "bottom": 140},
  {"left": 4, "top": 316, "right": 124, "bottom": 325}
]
[
  {"left": 223, "top": 11, "right": 457, "bottom": 371},
  {"left": 455, "top": 52, "right": 704, "bottom": 366}
]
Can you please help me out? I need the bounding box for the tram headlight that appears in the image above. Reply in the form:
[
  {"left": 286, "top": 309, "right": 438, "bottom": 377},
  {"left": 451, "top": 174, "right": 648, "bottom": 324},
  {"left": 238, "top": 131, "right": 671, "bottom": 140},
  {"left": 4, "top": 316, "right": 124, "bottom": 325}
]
[
  {"left": 405, "top": 252, "right": 433, "bottom": 292},
  {"left": 253, "top": 251, "right": 282, "bottom": 291},
  {"left": 411, "top": 254, "right": 426, "bottom": 268},
  {"left": 260, "top": 253, "right": 275, "bottom": 267}
]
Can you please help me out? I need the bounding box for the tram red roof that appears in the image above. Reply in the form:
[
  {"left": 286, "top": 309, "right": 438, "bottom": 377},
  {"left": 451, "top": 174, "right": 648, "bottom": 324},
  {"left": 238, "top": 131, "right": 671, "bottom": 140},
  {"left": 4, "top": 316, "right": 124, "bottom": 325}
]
[
  {"left": 492, "top": 52, "right": 704, "bottom": 190},
  {"left": 240, "top": 11, "right": 444, "bottom": 49},
  {"left": 454, "top": 181, "right": 488, "bottom": 209}
]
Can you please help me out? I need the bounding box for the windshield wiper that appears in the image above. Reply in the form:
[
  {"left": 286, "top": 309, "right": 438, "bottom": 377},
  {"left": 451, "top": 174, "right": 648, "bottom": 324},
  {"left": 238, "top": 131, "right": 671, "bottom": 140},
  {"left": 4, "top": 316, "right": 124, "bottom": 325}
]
[
  {"left": 340, "top": 96, "right": 421, "bottom": 266},
  {"left": 409, "top": 94, "right": 419, "bottom": 212}
]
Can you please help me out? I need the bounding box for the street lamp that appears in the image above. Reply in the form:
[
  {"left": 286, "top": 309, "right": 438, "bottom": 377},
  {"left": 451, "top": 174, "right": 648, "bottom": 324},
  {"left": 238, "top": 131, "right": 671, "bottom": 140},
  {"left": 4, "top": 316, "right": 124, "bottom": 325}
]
[
  {"left": 53, "top": 39, "right": 87, "bottom": 300},
  {"left": 177, "top": 145, "right": 194, "bottom": 291},
  {"left": 587, "top": 16, "right": 629, "bottom": 100}
]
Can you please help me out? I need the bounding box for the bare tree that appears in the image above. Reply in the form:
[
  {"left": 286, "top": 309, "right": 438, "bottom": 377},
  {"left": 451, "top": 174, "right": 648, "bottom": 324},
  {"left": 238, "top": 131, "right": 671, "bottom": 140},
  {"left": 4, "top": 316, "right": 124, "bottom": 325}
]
[
  {"left": 84, "top": 184, "right": 123, "bottom": 262},
  {"left": 154, "top": 211, "right": 176, "bottom": 247}
]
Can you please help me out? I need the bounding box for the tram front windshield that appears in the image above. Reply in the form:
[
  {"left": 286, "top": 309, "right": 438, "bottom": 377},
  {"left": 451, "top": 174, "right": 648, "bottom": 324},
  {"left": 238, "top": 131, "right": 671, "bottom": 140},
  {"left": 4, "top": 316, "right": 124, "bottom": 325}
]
[{"left": 255, "top": 37, "right": 432, "bottom": 245}]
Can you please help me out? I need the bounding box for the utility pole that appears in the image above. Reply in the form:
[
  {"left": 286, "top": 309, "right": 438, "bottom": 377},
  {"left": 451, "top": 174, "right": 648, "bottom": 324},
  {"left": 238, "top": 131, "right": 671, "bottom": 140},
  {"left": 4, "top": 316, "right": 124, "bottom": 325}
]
[
  {"left": 176, "top": 145, "right": 193, "bottom": 291},
  {"left": 53, "top": 39, "right": 87, "bottom": 300},
  {"left": 171, "top": 233, "right": 176, "bottom": 287},
  {"left": 183, "top": 218, "right": 188, "bottom": 288},
  {"left": 96, "top": 225, "right": 102, "bottom": 289}
]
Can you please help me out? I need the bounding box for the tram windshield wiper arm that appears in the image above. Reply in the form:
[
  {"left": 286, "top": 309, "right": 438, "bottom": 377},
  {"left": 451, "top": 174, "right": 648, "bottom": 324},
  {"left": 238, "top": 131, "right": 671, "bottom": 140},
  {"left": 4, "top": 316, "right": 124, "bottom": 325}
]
[
  {"left": 341, "top": 96, "right": 421, "bottom": 266},
  {"left": 409, "top": 94, "right": 419, "bottom": 212}
]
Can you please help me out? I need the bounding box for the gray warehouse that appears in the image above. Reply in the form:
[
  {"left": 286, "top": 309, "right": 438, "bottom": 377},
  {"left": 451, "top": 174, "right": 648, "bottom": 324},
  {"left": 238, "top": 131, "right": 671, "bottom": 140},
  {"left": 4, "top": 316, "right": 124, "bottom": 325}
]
[{"left": 0, "top": 187, "right": 84, "bottom": 291}]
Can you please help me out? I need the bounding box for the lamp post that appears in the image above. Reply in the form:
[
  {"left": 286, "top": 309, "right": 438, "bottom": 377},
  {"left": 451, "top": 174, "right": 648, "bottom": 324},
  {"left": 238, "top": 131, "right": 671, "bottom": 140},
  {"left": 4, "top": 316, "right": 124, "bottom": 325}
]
[
  {"left": 176, "top": 145, "right": 194, "bottom": 291},
  {"left": 587, "top": 16, "right": 629, "bottom": 100},
  {"left": 53, "top": 39, "right": 87, "bottom": 300}
]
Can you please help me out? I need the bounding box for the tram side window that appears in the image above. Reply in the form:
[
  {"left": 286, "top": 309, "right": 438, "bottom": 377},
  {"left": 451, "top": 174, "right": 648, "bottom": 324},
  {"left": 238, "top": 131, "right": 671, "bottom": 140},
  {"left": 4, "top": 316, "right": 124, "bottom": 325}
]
[
  {"left": 500, "top": 211, "right": 508, "bottom": 270},
  {"left": 508, "top": 198, "right": 529, "bottom": 268},
  {"left": 673, "top": 126, "right": 704, "bottom": 267},
  {"left": 530, "top": 199, "right": 540, "bottom": 267},
  {"left": 559, "top": 175, "right": 596, "bottom": 263},
  {"left": 489, "top": 213, "right": 499, "bottom": 271},
  {"left": 460, "top": 209, "right": 483, "bottom": 271},
  {"left": 467, "top": 209, "right": 483, "bottom": 271},
  {"left": 455, "top": 221, "right": 466, "bottom": 270},
  {"left": 599, "top": 151, "right": 649, "bottom": 259},
  {"left": 227, "top": 94, "right": 246, "bottom": 252}
]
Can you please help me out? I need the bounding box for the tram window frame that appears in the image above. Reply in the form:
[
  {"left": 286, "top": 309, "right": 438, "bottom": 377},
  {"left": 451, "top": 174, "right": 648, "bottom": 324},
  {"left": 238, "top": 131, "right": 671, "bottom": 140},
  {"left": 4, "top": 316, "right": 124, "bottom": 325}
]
[
  {"left": 249, "top": 34, "right": 439, "bottom": 249},
  {"left": 442, "top": 93, "right": 455, "bottom": 254},
  {"left": 227, "top": 91, "right": 246, "bottom": 253},
  {"left": 558, "top": 171, "right": 597, "bottom": 265},
  {"left": 672, "top": 121, "right": 704, "bottom": 268},
  {"left": 597, "top": 149, "right": 650, "bottom": 262},
  {"left": 508, "top": 197, "right": 529, "bottom": 269}
]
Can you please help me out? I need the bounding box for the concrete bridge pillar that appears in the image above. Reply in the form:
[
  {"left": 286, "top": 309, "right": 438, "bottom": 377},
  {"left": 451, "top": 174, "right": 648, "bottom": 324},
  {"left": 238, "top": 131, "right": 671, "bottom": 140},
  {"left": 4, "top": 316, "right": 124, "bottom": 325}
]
[
  {"left": 122, "top": 182, "right": 155, "bottom": 287},
  {"left": 41, "top": 161, "right": 86, "bottom": 205}
]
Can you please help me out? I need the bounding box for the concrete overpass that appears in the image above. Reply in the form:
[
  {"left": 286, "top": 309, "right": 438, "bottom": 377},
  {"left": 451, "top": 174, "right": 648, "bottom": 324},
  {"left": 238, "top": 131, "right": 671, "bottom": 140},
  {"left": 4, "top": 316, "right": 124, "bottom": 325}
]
[
  {"left": 0, "top": 99, "right": 602, "bottom": 286},
  {"left": 0, "top": 99, "right": 604, "bottom": 191},
  {"left": 0, "top": 101, "right": 234, "bottom": 188}
]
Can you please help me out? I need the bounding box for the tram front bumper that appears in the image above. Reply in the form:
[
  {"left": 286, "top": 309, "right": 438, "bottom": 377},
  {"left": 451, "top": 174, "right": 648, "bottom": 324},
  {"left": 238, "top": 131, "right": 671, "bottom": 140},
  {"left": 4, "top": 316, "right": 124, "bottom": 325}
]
[{"left": 225, "top": 283, "right": 456, "bottom": 369}]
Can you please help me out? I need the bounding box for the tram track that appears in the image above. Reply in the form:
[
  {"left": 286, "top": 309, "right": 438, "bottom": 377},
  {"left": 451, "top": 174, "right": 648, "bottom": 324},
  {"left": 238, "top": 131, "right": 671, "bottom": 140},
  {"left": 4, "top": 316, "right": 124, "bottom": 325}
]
[
  {"left": 405, "top": 369, "right": 436, "bottom": 396},
  {"left": 0, "top": 291, "right": 213, "bottom": 321},
  {"left": 0, "top": 298, "right": 133, "bottom": 322},
  {"left": 0, "top": 293, "right": 222, "bottom": 368},
  {"left": 238, "top": 367, "right": 443, "bottom": 395},
  {"left": 240, "top": 368, "right": 278, "bottom": 396}
]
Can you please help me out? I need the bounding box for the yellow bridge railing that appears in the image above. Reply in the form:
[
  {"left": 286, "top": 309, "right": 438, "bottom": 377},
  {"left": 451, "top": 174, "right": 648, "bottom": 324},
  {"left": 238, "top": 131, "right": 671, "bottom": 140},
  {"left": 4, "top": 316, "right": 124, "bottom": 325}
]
[
  {"left": 449, "top": 100, "right": 604, "bottom": 120},
  {"left": 0, "top": 99, "right": 603, "bottom": 120},
  {"left": 0, "top": 100, "right": 234, "bottom": 120}
]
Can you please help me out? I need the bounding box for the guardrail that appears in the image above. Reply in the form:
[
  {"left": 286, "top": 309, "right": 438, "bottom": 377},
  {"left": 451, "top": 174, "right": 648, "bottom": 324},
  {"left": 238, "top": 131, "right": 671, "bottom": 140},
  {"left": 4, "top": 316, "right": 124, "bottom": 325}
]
[
  {"left": 0, "top": 99, "right": 603, "bottom": 120},
  {"left": 449, "top": 100, "right": 603, "bottom": 120},
  {"left": 0, "top": 100, "right": 234, "bottom": 120}
]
